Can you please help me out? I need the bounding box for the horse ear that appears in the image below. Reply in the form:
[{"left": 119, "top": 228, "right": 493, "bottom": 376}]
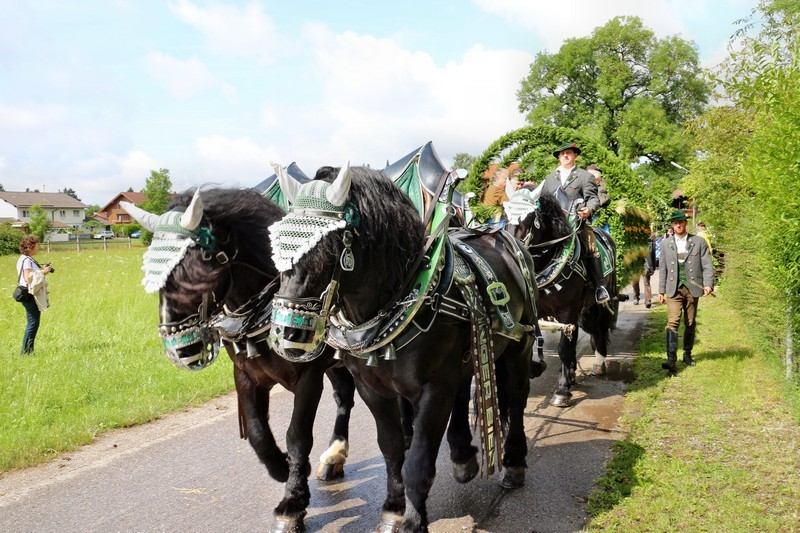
[
  {"left": 272, "top": 162, "right": 300, "bottom": 204},
  {"left": 120, "top": 201, "right": 160, "bottom": 232},
  {"left": 326, "top": 162, "right": 352, "bottom": 206},
  {"left": 180, "top": 190, "right": 203, "bottom": 231}
]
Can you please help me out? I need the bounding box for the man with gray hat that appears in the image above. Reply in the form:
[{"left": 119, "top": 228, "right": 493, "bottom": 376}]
[
  {"left": 658, "top": 209, "right": 715, "bottom": 372},
  {"left": 540, "top": 142, "right": 610, "bottom": 303}
]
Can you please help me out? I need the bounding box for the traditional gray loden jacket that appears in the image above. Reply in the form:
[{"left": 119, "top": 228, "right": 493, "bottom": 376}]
[
  {"left": 540, "top": 166, "right": 600, "bottom": 215},
  {"left": 658, "top": 234, "right": 715, "bottom": 298}
]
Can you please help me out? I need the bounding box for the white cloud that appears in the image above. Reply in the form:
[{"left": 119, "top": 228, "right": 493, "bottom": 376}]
[
  {"left": 222, "top": 83, "right": 239, "bottom": 104},
  {"left": 191, "top": 135, "right": 279, "bottom": 187},
  {"left": 147, "top": 51, "right": 216, "bottom": 99},
  {"left": 296, "top": 23, "right": 532, "bottom": 169},
  {"left": 473, "top": 0, "right": 689, "bottom": 51},
  {"left": 169, "top": 0, "right": 279, "bottom": 63},
  {"left": 0, "top": 104, "right": 66, "bottom": 130},
  {"left": 75, "top": 151, "right": 161, "bottom": 205}
]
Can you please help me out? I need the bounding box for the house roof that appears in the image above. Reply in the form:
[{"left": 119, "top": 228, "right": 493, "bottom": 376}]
[
  {"left": 98, "top": 191, "right": 147, "bottom": 212},
  {"left": 0, "top": 191, "right": 87, "bottom": 208}
]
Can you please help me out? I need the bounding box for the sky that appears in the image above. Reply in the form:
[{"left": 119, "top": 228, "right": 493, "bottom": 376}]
[{"left": 0, "top": 0, "right": 757, "bottom": 207}]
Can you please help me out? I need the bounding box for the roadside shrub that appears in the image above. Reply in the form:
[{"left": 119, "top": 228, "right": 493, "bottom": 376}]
[{"left": 0, "top": 223, "right": 24, "bottom": 256}]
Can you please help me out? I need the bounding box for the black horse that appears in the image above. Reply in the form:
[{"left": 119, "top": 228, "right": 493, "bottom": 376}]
[
  {"left": 122, "top": 188, "right": 357, "bottom": 533},
  {"left": 506, "top": 190, "right": 618, "bottom": 407},
  {"left": 267, "top": 164, "right": 538, "bottom": 533}
]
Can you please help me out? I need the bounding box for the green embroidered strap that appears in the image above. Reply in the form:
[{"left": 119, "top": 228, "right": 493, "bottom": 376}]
[
  {"left": 457, "top": 279, "right": 502, "bottom": 476},
  {"left": 453, "top": 241, "right": 515, "bottom": 331}
]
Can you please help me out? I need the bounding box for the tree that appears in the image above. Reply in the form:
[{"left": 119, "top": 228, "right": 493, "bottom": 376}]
[
  {"left": 140, "top": 168, "right": 173, "bottom": 215},
  {"left": 451, "top": 152, "right": 476, "bottom": 172},
  {"left": 27, "top": 205, "right": 52, "bottom": 242},
  {"left": 680, "top": 106, "right": 754, "bottom": 236},
  {"left": 517, "top": 16, "right": 711, "bottom": 169},
  {"left": 60, "top": 188, "right": 81, "bottom": 201}
]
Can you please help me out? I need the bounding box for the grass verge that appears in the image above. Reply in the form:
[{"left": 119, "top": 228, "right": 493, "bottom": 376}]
[
  {"left": 586, "top": 286, "right": 800, "bottom": 531},
  {"left": 0, "top": 249, "right": 234, "bottom": 472}
]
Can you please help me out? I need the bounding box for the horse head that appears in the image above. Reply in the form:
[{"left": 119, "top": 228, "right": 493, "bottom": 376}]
[
  {"left": 122, "top": 187, "right": 282, "bottom": 370},
  {"left": 267, "top": 164, "right": 425, "bottom": 362}
]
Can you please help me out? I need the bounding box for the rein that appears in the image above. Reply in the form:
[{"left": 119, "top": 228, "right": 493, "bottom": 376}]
[{"left": 528, "top": 227, "right": 577, "bottom": 249}]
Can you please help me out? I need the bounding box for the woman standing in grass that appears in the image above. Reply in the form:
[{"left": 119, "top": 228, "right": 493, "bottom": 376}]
[{"left": 16, "top": 236, "right": 52, "bottom": 355}]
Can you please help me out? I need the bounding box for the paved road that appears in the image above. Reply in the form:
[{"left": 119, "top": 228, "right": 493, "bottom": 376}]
[{"left": 0, "top": 297, "right": 652, "bottom": 533}]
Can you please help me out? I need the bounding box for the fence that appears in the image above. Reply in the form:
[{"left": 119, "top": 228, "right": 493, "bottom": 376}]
[{"left": 44, "top": 238, "right": 141, "bottom": 252}]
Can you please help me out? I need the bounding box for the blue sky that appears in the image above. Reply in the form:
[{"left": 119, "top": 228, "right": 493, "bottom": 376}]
[{"left": 1, "top": 0, "right": 755, "bottom": 206}]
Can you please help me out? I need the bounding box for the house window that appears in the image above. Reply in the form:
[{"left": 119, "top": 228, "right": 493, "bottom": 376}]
[
  {"left": 73, "top": 210, "right": 79, "bottom": 217},
  {"left": 60, "top": 210, "right": 66, "bottom": 218},
  {"left": 22, "top": 210, "right": 28, "bottom": 218}
]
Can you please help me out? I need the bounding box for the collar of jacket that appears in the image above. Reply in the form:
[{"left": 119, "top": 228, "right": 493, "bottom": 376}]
[
  {"left": 559, "top": 167, "right": 577, "bottom": 188},
  {"left": 668, "top": 234, "right": 695, "bottom": 252}
]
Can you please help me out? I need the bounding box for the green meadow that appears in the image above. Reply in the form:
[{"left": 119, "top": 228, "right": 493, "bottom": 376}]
[{"left": 0, "top": 248, "right": 234, "bottom": 472}]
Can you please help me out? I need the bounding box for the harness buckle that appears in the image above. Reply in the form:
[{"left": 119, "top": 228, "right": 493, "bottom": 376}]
[{"left": 485, "top": 281, "right": 510, "bottom": 306}]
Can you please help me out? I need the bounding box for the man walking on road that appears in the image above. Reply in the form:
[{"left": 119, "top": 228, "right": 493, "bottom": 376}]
[{"left": 658, "top": 209, "right": 715, "bottom": 372}]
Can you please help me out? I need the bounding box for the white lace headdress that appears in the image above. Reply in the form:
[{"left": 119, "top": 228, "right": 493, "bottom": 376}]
[
  {"left": 268, "top": 180, "right": 347, "bottom": 272},
  {"left": 120, "top": 192, "right": 207, "bottom": 294}
]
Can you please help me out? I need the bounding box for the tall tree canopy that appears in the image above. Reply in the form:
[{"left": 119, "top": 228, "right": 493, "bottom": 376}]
[
  {"left": 140, "top": 168, "right": 173, "bottom": 215},
  {"left": 517, "top": 16, "right": 711, "bottom": 169}
]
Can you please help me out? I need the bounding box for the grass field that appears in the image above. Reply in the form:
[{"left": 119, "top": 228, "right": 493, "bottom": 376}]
[
  {"left": 0, "top": 248, "right": 234, "bottom": 472},
  {"left": 586, "top": 287, "right": 800, "bottom": 531}
]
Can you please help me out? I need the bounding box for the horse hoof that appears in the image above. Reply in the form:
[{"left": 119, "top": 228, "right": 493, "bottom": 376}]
[
  {"left": 499, "top": 466, "right": 526, "bottom": 489},
  {"left": 453, "top": 455, "right": 479, "bottom": 483},
  {"left": 550, "top": 393, "right": 572, "bottom": 407},
  {"left": 375, "top": 511, "right": 403, "bottom": 533},
  {"left": 591, "top": 363, "right": 607, "bottom": 376},
  {"left": 317, "top": 461, "right": 345, "bottom": 481},
  {"left": 270, "top": 516, "right": 306, "bottom": 533}
]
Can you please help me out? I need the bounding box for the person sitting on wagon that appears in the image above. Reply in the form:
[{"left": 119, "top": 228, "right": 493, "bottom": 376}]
[{"left": 540, "top": 142, "right": 610, "bottom": 304}]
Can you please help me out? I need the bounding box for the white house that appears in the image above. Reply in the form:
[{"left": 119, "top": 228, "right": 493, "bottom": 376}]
[{"left": 0, "top": 191, "right": 88, "bottom": 241}]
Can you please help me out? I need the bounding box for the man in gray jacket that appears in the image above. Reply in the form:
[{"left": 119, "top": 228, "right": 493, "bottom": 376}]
[
  {"left": 658, "top": 209, "right": 715, "bottom": 372},
  {"left": 541, "top": 142, "right": 610, "bottom": 303}
]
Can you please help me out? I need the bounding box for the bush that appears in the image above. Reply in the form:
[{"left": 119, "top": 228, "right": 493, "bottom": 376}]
[{"left": 0, "top": 223, "right": 24, "bottom": 256}]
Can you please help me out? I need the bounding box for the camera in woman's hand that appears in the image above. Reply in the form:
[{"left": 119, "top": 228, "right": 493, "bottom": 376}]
[{"left": 44, "top": 263, "right": 55, "bottom": 273}]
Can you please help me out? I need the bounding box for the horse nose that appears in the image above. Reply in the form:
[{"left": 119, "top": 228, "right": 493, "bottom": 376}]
[{"left": 162, "top": 328, "right": 219, "bottom": 370}]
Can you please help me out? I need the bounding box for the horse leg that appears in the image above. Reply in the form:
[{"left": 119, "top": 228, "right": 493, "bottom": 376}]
[
  {"left": 272, "top": 368, "right": 326, "bottom": 531},
  {"left": 590, "top": 305, "right": 610, "bottom": 376},
  {"left": 400, "top": 397, "right": 415, "bottom": 450},
  {"left": 317, "top": 364, "right": 355, "bottom": 481},
  {"left": 401, "top": 385, "right": 458, "bottom": 533},
  {"left": 550, "top": 330, "right": 578, "bottom": 407},
  {"left": 353, "top": 381, "right": 406, "bottom": 532},
  {"left": 447, "top": 377, "right": 479, "bottom": 483},
  {"left": 233, "top": 367, "right": 289, "bottom": 482},
  {"left": 497, "top": 339, "right": 532, "bottom": 489}
]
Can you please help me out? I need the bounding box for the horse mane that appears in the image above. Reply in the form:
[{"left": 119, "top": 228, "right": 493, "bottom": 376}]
[
  {"left": 305, "top": 166, "right": 426, "bottom": 292},
  {"left": 164, "top": 187, "right": 284, "bottom": 309},
  {"left": 536, "top": 192, "right": 571, "bottom": 239}
]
